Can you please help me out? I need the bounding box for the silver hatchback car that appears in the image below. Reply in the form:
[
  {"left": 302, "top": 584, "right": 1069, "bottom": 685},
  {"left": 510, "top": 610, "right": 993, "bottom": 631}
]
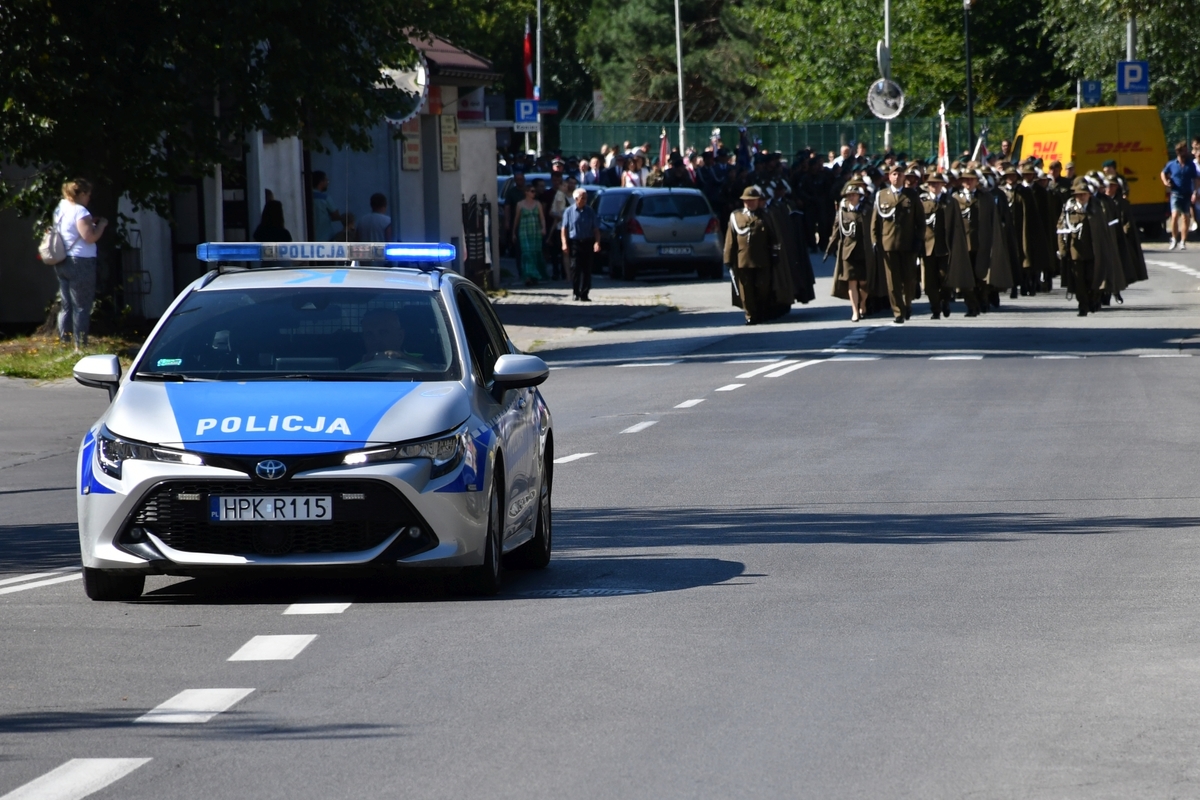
[
  {"left": 73, "top": 243, "right": 553, "bottom": 600},
  {"left": 608, "top": 188, "right": 723, "bottom": 280}
]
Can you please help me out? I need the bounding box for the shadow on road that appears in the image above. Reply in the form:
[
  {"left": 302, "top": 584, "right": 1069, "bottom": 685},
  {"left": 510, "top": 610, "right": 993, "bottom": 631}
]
[
  {"left": 0, "top": 523, "right": 79, "bottom": 574},
  {"left": 555, "top": 505, "right": 1200, "bottom": 548},
  {"left": 0, "top": 709, "right": 402, "bottom": 739}
]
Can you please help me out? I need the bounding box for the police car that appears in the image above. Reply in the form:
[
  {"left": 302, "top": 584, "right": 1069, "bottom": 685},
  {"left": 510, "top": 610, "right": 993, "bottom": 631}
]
[{"left": 72, "top": 241, "right": 553, "bottom": 600}]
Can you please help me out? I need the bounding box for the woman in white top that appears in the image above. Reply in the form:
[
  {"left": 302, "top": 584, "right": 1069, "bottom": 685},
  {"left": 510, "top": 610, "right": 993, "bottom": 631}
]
[
  {"left": 621, "top": 158, "right": 642, "bottom": 187},
  {"left": 54, "top": 178, "right": 107, "bottom": 349}
]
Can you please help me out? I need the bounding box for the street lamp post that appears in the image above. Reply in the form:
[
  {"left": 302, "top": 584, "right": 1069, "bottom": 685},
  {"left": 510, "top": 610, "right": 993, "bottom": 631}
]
[
  {"left": 964, "top": 0, "right": 975, "bottom": 154},
  {"left": 674, "top": 0, "right": 686, "bottom": 153}
]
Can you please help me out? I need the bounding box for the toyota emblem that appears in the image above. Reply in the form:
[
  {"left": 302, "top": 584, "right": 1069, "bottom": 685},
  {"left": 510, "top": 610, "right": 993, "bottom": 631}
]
[{"left": 255, "top": 459, "right": 287, "bottom": 480}]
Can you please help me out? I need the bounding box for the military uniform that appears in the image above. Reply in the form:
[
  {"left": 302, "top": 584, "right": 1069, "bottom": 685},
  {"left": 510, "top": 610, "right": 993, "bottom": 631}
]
[
  {"left": 1057, "top": 178, "right": 1106, "bottom": 315},
  {"left": 871, "top": 170, "right": 917, "bottom": 322},
  {"left": 724, "top": 187, "right": 775, "bottom": 324},
  {"left": 920, "top": 177, "right": 952, "bottom": 319}
]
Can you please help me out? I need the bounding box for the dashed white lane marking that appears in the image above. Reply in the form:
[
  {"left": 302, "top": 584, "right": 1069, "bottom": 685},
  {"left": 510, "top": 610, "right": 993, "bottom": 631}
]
[
  {"left": 715, "top": 384, "right": 745, "bottom": 391},
  {"left": 1146, "top": 259, "right": 1200, "bottom": 279},
  {"left": 738, "top": 360, "right": 797, "bottom": 378},
  {"left": 724, "top": 357, "right": 783, "bottom": 364},
  {"left": 0, "top": 758, "right": 152, "bottom": 800},
  {"left": 553, "top": 453, "right": 596, "bottom": 464},
  {"left": 284, "top": 602, "right": 352, "bottom": 615},
  {"left": 0, "top": 573, "right": 81, "bottom": 596},
  {"left": 1035, "top": 355, "right": 1084, "bottom": 359},
  {"left": 930, "top": 355, "right": 984, "bottom": 360},
  {"left": 0, "top": 569, "right": 77, "bottom": 588},
  {"left": 620, "top": 421, "right": 658, "bottom": 434},
  {"left": 674, "top": 399, "right": 705, "bottom": 408},
  {"left": 135, "top": 688, "right": 254, "bottom": 724},
  {"left": 1139, "top": 353, "right": 1193, "bottom": 358},
  {"left": 615, "top": 361, "right": 681, "bottom": 368},
  {"left": 228, "top": 635, "right": 317, "bottom": 662},
  {"left": 765, "top": 359, "right": 824, "bottom": 378}
]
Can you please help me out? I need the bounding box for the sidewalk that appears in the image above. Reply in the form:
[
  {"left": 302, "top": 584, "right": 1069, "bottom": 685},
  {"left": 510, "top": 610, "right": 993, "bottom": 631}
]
[{"left": 491, "top": 272, "right": 681, "bottom": 352}]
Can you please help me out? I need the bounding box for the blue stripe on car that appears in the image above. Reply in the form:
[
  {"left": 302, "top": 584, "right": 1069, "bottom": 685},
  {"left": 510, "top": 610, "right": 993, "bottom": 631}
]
[{"left": 79, "top": 430, "right": 115, "bottom": 495}]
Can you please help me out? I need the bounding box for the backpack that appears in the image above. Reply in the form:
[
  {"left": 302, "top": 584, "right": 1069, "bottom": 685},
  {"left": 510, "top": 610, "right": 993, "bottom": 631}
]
[{"left": 38, "top": 214, "right": 66, "bottom": 265}]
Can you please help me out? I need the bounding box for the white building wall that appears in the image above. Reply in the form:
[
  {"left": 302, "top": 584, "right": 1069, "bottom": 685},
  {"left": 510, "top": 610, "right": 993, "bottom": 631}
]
[{"left": 117, "top": 198, "right": 175, "bottom": 319}]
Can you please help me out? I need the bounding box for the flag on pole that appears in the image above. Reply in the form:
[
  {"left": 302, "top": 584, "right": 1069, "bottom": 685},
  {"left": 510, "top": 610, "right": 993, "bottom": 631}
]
[
  {"left": 523, "top": 18, "right": 534, "bottom": 99},
  {"left": 659, "top": 128, "right": 670, "bottom": 167},
  {"left": 937, "top": 103, "right": 950, "bottom": 170},
  {"left": 971, "top": 127, "right": 989, "bottom": 163}
]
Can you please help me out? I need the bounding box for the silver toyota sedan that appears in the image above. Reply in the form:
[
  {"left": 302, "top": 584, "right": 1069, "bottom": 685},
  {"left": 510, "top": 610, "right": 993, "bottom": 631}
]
[{"left": 73, "top": 243, "right": 553, "bottom": 600}]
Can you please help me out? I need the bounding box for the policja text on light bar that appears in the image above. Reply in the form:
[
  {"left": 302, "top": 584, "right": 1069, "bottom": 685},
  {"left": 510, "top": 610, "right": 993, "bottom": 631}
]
[{"left": 195, "top": 242, "right": 457, "bottom": 263}]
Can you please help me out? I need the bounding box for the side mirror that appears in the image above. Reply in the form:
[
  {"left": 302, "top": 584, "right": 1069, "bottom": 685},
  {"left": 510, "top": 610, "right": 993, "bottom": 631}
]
[
  {"left": 493, "top": 353, "right": 549, "bottom": 390},
  {"left": 73, "top": 354, "right": 121, "bottom": 401}
]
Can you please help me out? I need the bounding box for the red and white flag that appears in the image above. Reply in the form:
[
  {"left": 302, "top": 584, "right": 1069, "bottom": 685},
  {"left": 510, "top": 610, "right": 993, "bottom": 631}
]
[
  {"left": 937, "top": 103, "right": 950, "bottom": 170},
  {"left": 659, "top": 128, "right": 670, "bottom": 167},
  {"left": 523, "top": 18, "right": 534, "bottom": 99}
]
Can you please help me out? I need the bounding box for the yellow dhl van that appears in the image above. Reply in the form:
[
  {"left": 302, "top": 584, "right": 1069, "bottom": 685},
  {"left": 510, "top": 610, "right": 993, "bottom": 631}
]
[{"left": 1011, "top": 106, "right": 1168, "bottom": 223}]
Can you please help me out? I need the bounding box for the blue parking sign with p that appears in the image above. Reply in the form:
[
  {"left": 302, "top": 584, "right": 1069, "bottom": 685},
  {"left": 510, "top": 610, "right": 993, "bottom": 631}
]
[
  {"left": 515, "top": 100, "right": 539, "bottom": 122},
  {"left": 1117, "top": 61, "right": 1149, "bottom": 94}
]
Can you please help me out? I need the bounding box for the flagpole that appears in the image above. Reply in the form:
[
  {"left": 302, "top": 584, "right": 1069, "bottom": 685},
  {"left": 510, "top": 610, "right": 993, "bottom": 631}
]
[
  {"left": 536, "top": 0, "right": 543, "bottom": 157},
  {"left": 673, "top": 0, "right": 686, "bottom": 153}
]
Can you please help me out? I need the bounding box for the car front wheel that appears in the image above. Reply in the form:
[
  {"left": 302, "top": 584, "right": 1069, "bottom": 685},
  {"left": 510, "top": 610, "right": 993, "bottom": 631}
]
[
  {"left": 82, "top": 568, "right": 145, "bottom": 601},
  {"left": 460, "top": 479, "right": 503, "bottom": 596},
  {"left": 509, "top": 455, "right": 552, "bottom": 569}
]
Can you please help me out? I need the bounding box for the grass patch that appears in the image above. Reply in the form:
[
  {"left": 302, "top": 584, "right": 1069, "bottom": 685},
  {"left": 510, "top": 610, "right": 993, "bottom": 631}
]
[{"left": 0, "top": 335, "right": 142, "bottom": 381}]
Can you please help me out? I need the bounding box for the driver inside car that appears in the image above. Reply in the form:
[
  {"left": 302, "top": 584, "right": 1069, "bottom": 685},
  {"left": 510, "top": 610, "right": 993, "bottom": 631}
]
[{"left": 358, "top": 307, "right": 431, "bottom": 369}]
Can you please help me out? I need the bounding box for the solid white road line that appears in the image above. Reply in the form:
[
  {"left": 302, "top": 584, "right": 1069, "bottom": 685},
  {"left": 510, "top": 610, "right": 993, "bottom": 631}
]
[
  {"left": 674, "top": 399, "right": 705, "bottom": 408},
  {"left": 135, "top": 688, "right": 254, "bottom": 724},
  {"left": 724, "top": 357, "right": 783, "bottom": 364},
  {"left": 1139, "top": 353, "right": 1193, "bottom": 358},
  {"left": 284, "top": 602, "right": 352, "bottom": 615},
  {"left": 553, "top": 453, "right": 596, "bottom": 464},
  {"left": 620, "top": 421, "right": 658, "bottom": 434},
  {"left": 0, "top": 569, "right": 77, "bottom": 588},
  {"left": 765, "top": 359, "right": 824, "bottom": 378},
  {"left": 715, "top": 384, "right": 745, "bottom": 392},
  {"left": 0, "top": 573, "right": 82, "bottom": 597},
  {"left": 0, "top": 758, "right": 151, "bottom": 800},
  {"left": 828, "top": 355, "right": 881, "bottom": 361},
  {"left": 1034, "top": 355, "right": 1084, "bottom": 359},
  {"left": 228, "top": 634, "right": 317, "bottom": 662},
  {"left": 737, "top": 361, "right": 797, "bottom": 378},
  {"left": 615, "top": 361, "right": 681, "bottom": 368},
  {"left": 930, "top": 355, "right": 984, "bottom": 360}
]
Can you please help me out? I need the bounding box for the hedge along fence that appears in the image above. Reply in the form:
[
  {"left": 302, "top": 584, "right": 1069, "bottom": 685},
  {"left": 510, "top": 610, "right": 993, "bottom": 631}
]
[{"left": 561, "top": 111, "right": 1200, "bottom": 163}]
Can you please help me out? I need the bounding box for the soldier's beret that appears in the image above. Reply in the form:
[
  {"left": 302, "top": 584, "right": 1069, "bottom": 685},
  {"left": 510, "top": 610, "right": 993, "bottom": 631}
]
[{"left": 1102, "top": 159, "right": 1117, "bottom": 168}]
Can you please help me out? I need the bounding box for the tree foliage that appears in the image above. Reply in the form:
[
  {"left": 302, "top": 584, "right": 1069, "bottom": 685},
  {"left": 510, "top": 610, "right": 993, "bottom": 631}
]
[
  {"left": 579, "top": 0, "right": 759, "bottom": 120},
  {"left": 0, "top": 0, "right": 436, "bottom": 222}
]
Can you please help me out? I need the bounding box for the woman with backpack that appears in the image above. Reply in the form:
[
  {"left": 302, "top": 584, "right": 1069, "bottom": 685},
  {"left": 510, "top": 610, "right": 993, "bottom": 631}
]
[{"left": 53, "top": 179, "right": 106, "bottom": 350}]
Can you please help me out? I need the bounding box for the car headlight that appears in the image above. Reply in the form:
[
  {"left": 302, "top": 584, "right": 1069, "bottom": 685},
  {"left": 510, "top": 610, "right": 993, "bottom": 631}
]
[
  {"left": 342, "top": 424, "right": 469, "bottom": 478},
  {"left": 96, "top": 426, "right": 204, "bottom": 479}
]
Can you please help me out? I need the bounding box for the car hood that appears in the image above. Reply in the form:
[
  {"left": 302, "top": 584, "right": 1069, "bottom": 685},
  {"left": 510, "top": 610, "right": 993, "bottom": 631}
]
[{"left": 106, "top": 380, "right": 471, "bottom": 455}]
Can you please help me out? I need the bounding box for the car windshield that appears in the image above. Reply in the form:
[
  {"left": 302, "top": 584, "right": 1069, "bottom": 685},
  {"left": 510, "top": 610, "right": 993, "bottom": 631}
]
[
  {"left": 595, "top": 192, "right": 630, "bottom": 217},
  {"left": 136, "top": 287, "right": 460, "bottom": 382},
  {"left": 635, "top": 194, "right": 711, "bottom": 218}
]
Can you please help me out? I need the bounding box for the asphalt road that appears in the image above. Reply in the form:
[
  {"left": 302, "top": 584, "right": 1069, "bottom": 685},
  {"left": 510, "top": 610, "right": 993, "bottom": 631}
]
[{"left": 5, "top": 249, "right": 1200, "bottom": 798}]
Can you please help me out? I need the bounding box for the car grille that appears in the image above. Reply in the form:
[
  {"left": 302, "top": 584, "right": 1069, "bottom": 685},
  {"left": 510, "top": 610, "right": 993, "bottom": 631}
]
[{"left": 125, "top": 480, "right": 417, "bottom": 557}]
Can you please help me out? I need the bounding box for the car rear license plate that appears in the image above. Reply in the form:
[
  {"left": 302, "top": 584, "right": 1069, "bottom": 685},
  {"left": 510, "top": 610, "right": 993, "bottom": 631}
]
[
  {"left": 659, "top": 246, "right": 692, "bottom": 255},
  {"left": 210, "top": 496, "right": 332, "bottom": 522}
]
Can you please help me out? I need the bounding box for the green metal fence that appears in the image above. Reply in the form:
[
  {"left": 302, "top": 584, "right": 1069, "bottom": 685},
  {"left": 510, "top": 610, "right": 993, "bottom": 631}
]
[{"left": 561, "top": 111, "right": 1200, "bottom": 162}]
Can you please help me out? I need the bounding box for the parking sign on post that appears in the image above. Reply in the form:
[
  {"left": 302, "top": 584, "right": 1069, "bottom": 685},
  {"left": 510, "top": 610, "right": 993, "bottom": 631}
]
[
  {"left": 1116, "top": 60, "right": 1149, "bottom": 106},
  {"left": 514, "top": 100, "right": 540, "bottom": 133}
]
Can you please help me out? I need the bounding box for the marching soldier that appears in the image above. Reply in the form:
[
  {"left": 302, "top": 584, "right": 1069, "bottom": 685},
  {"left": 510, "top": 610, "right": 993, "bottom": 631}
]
[
  {"left": 1057, "top": 178, "right": 1123, "bottom": 316},
  {"left": 920, "top": 172, "right": 953, "bottom": 319},
  {"left": 826, "top": 179, "right": 874, "bottom": 321},
  {"left": 724, "top": 186, "right": 775, "bottom": 324},
  {"left": 903, "top": 166, "right": 927, "bottom": 303},
  {"left": 872, "top": 163, "right": 917, "bottom": 323},
  {"left": 1104, "top": 177, "right": 1149, "bottom": 285}
]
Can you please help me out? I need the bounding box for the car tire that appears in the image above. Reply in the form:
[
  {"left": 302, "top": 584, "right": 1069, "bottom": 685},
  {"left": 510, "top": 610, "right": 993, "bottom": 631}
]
[
  {"left": 508, "top": 453, "right": 552, "bottom": 570},
  {"left": 460, "top": 479, "right": 503, "bottom": 596},
  {"left": 82, "top": 568, "right": 145, "bottom": 601}
]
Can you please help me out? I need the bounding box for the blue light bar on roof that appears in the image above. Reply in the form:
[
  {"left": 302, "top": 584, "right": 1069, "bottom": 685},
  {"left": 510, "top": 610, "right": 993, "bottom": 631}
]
[{"left": 195, "top": 242, "right": 457, "bottom": 264}]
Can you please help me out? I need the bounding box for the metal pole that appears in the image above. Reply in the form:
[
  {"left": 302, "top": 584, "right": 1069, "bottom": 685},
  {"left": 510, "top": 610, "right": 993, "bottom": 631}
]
[
  {"left": 1077, "top": 79, "right": 1082, "bottom": 109},
  {"left": 536, "top": 0, "right": 543, "bottom": 157},
  {"left": 1127, "top": 14, "right": 1136, "bottom": 60},
  {"left": 964, "top": 0, "right": 974, "bottom": 152},
  {"left": 674, "top": 0, "right": 686, "bottom": 153},
  {"left": 883, "top": 0, "right": 891, "bottom": 151}
]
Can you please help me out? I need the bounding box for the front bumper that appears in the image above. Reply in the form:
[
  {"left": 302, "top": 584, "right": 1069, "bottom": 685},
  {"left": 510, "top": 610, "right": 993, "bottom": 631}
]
[{"left": 78, "top": 446, "right": 491, "bottom": 575}]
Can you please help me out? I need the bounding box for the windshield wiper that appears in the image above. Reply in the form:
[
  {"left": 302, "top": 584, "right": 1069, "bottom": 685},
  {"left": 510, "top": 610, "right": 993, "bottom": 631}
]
[{"left": 133, "top": 372, "right": 214, "bottom": 382}]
